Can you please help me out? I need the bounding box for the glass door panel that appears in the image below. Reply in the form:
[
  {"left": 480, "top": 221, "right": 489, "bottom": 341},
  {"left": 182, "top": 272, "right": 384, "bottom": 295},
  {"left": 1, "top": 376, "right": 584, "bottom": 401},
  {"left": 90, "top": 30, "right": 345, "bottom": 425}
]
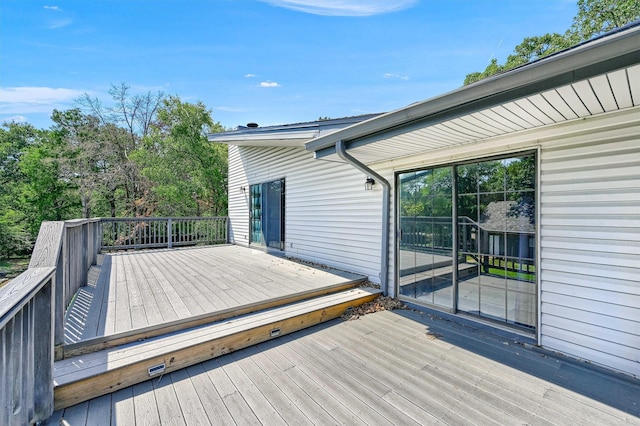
[
  {"left": 455, "top": 154, "right": 536, "bottom": 330},
  {"left": 398, "top": 172, "right": 417, "bottom": 298},
  {"left": 398, "top": 153, "right": 536, "bottom": 331},
  {"left": 263, "top": 179, "right": 284, "bottom": 249},
  {"left": 250, "top": 184, "right": 263, "bottom": 244},
  {"left": 250, "top": 179, "right": 285, "bottom": 250},
  {"left": 398, "top": 168, "right": 454, "bottom": 309}
]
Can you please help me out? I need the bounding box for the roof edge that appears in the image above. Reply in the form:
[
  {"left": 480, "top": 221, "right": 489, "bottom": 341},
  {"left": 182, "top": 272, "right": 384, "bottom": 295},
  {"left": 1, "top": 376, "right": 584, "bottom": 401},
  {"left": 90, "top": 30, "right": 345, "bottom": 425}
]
[{"left": 306, "top": 22, "right": 640, "bottom": 155}]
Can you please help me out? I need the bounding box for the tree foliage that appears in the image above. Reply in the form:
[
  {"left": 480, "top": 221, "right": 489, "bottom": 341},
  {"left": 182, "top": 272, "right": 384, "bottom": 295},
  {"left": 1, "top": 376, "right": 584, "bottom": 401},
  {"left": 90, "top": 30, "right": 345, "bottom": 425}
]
[
  {"left": 464, "top": 0, "right": 639, "bottom": 85},
  {"left": 0, "top": 123, "right": 81, "bottom": 257},
  {"left": 1, "top": 85, "right": 227, "bottom": 259},
  {"left": 137, "top": 96, "right": 227, "bottom": 216}
]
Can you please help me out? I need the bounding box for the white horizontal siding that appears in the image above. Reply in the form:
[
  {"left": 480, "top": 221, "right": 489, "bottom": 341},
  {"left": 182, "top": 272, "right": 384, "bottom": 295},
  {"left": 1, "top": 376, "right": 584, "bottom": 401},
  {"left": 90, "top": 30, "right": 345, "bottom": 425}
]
[
  {"left": 540, "top": 121, "right": 640, "bottom": 377},
  {"left": 228, "top": 145, "right": 382, "bottom": 283},
  {"left": 368, "top": 106, "right": 640, "bottom": 376},
  {"left": 229, "top": 105, "right": 640, "bottom": 376},
  {"left": 227, "top": 145, "right": 250, "bottom": 245}
]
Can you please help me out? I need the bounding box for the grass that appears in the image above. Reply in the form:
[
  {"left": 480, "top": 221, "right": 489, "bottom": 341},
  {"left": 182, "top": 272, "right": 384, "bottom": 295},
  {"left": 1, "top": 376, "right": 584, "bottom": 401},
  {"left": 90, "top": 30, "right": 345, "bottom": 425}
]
[
  {"left": 487, "top": 267, "right": 536, "bottom": 282},
  {"left": 0, "top": 257, "right": 30, "bottom": 288}
]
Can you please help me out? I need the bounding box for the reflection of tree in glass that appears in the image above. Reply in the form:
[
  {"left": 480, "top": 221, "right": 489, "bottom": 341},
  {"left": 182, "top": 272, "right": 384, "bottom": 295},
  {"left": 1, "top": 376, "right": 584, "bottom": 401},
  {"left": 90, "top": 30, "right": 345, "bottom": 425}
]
[{"left": 400, "top": 168, "right": 452, "bottom": 217}]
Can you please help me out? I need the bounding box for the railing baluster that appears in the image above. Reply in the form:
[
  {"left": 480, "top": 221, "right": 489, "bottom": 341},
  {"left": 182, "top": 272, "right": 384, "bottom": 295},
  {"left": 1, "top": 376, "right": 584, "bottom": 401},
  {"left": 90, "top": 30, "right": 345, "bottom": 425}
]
[{"left": 98, "top": 217, "right": 228, "bottom": 251}]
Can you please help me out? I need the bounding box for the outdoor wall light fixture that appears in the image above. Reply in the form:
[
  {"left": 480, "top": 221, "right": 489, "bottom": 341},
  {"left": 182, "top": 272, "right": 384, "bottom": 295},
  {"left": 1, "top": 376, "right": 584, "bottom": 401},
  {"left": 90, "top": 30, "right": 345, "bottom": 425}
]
[{"left": 364, "top": 177, "right": 375, "bottom": 191}]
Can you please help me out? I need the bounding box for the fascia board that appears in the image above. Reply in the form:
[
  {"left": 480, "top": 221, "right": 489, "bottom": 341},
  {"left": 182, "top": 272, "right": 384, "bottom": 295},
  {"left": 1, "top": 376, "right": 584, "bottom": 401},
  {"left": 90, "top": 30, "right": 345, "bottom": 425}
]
[{"left": 306, "top": 24, "right": 640, "bottom": 156}]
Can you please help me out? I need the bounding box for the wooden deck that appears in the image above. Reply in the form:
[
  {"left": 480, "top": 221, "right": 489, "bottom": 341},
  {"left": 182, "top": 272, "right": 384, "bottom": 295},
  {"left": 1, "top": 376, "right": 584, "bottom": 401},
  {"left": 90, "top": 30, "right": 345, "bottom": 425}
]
[
  {"left": 47, "top": 309, "right": 640, "bottom": 425},
  {"left": 64, "top": 245, "right": 365, "bottom": 345}
]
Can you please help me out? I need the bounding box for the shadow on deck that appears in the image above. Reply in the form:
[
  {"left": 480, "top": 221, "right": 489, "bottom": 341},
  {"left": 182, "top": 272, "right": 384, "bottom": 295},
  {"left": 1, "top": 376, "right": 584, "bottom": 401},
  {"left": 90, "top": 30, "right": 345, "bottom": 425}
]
[
  {"left": 53, "top": 245, "right": 379, "bottom": 410},
  {"left": 62, "top": 245, "right": 366, "bottom": 349},
  {"left": 48, "top": 308, "right": 640, "bottom": 425}
]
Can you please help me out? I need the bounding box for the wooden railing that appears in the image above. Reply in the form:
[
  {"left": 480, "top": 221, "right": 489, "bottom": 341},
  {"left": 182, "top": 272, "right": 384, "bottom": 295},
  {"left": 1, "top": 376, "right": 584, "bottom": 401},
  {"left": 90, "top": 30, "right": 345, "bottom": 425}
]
[
  {"left": 0, "top": 216, "right": 228, "bottom": 423},
  {"left": 0, "top": 218, "right": 100, "bottom": 424},
  {"left": 100, "top": 217, "right": 228, "bottom": 251}
]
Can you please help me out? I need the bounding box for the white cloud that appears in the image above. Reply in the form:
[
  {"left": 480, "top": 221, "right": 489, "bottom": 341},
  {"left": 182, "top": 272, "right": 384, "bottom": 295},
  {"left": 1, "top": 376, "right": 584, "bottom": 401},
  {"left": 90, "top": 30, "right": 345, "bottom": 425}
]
[
  {"left": 259, "top": 81, "right": 280, "bottom": 87},
  {"left": 1, "top": 115, "right": 27, "bottom": 123},
  {"left": 214, "top": 106, "right": 248, "bottom": 112},
  {"left": 0, "top": 87, "right": 85, "bottom": 114},
  {"left": 244, "top": 73, "right": 257, "bottom": 78},
  {"left": 384, "top": 73, "right": 410, "bottom": 80},
  {"left": 47, "top": 19, "right": 72, "bottom": 29},
  {"left": 44, "top": 5, "right": 62, "bottom": 11},
  {"left": 257, "top": 0, "right": 417, "bottom": 16}
]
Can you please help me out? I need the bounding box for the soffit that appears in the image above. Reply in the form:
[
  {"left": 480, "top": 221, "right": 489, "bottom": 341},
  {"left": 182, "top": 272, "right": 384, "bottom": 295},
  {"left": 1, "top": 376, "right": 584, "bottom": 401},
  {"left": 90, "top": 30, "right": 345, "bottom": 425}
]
[{"left": 318, "top": 64, "right": 640, "bottom": 165}]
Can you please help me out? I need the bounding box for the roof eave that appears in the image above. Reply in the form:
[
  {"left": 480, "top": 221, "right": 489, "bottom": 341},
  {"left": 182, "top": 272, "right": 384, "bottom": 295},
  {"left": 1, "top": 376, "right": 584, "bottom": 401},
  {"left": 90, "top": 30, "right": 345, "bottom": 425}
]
[{"left": 306, "top": 23, "right": 640, "bottom": 156}]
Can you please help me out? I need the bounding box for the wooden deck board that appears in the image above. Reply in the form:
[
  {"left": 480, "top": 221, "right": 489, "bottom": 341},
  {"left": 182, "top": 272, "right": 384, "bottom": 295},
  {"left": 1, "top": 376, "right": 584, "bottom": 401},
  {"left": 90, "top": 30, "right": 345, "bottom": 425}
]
[
  {"left": 332, "top": 313, "right": 561, "bottom": 425},
  {"left": 226, "top": 350, "right": 314, "bottom": 426},
  {"left": 275, "top": 338, "right": 398, "bottom": 426},
  {"left": 56, "top": 289, "right": 379, "bottom": 382},
  {"left": 151, "top": 374, "right": 186, "bottom": 426},
  {"left": 166, "top": 368, "right": 210, "bottom": 425},
  {"left": 110, "top": 386, "right": 136, "bottom": 426},
  {"left": 64, "top": 245, "right": 365, "bottom": 345},
  {"left": 51, "top": 310, "right": 640, "bottom": 426},
  {"left": 305, "top": 324, "right": 488, "bottom": 426},
  {"left": 201, "top": 358, "right": 262, "bottom": 425},
  {"left": 85, "top": 394, "right": 112, "bottom": 426},
  {"left": 341, "top": 334, "right": 523, "bottom": 425},
  {"left": 233, "top": 344, "right": 339, "bottom": 425},
  {"left": 217, "top": 356, "right": 289, "bottom": 426},
  {"left": 132, "top": 380, "right": 160, "bottom": 426},
  {"left": 185, "top": 363, "right": 235, "bottom": 425}
]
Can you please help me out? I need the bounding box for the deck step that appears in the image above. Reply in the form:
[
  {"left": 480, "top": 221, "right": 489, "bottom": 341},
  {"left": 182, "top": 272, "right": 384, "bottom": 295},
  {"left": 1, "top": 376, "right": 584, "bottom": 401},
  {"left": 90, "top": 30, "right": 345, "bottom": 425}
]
[
  {"left": 62, "top": 278, "right": 365, "bottom": 359},
  {"left": 53, "top": 287, "right": 382, "bottom": 410}
]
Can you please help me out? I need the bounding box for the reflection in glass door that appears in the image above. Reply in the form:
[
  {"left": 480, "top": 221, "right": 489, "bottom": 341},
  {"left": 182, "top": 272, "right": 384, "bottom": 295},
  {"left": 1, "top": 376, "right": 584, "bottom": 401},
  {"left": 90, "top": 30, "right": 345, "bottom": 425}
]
[
  {"left": 398, "top": 167, "right": 454, "bottom": 309},
  {"left": 397, "top": 153, "right": 536, "bottom": 331},
  {"left": 250, "top": 178, "right": 285, "bottom": 250},
  {"left": 456, "top": 156, "right": 536, "bottom": 329}
]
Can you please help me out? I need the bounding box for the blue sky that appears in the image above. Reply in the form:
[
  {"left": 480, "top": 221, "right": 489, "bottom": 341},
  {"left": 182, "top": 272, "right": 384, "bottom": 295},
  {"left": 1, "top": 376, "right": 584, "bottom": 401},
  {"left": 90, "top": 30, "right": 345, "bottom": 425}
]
[{"left": 1, "top": 0, "right": 578, "bottom": 130}]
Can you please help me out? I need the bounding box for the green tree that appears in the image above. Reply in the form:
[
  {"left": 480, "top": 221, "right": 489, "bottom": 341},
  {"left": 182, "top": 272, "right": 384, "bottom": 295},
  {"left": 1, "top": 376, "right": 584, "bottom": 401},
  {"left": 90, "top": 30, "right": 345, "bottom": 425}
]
[
  {"left": 568, "top": 0, "right": 640, "bottom": 42},
  {"left": 76, "top": 83, "right": 164, "bottom": 216},
  {"left": 19, "top": 132, "right": 80, "bottom": 233},
  {"left": 0, "top": 122, "right": 37, "bottom": 256},
  {"left": 464, "top": 0, "right": 639, "bottom": 85},
  {"left": 0, "top": 122, "right": 80, "bottom": 257},
  {"left": 138, "top": 96, "right": 227, "bottom": 216}
]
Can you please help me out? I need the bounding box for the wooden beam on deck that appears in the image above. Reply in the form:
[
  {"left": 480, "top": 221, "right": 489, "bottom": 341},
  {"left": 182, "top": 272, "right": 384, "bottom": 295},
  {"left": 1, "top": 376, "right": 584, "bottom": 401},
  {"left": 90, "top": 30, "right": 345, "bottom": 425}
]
[{"left": 54, "top": 287, "right": 381, "bottom": 410}]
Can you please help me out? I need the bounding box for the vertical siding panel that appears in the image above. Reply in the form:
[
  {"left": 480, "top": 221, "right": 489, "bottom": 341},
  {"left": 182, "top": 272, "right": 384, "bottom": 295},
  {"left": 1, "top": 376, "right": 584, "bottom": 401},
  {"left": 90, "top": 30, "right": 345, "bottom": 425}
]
[{"left": 540, "top": 131, "right": 640, "bottom": 377}]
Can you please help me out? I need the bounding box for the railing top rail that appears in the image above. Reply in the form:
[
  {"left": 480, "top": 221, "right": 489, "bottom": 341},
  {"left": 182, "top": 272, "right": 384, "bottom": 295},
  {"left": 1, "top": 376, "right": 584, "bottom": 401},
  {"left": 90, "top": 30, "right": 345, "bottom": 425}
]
[
  {"left": 29, "top": 221, "right": 65, "bottom": 268},
  {"left": 64, "top": 218, "right": 101, "bottom": 228},
  {"left": 0, "top": 266, "right": 55, "bottom": 329},
  {"left": 99, "top": 216, "right": 227, "bottom": 222}
]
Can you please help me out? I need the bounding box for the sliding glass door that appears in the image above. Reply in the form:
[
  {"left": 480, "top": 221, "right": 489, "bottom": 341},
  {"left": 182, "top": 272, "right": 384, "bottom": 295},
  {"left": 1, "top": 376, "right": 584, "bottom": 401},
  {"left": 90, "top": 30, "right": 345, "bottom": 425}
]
[
  {"left": 398, "top": 153, "right": 537, "bottom": 331},
  {"left": 456, "top": 156, "right": 536, "bottom": 328},
  {"left": 398, "top": 167, "right": 454, "bottom": 309},
  {"left": 250, "top": 178, "right": 285, "bottom": 250}
]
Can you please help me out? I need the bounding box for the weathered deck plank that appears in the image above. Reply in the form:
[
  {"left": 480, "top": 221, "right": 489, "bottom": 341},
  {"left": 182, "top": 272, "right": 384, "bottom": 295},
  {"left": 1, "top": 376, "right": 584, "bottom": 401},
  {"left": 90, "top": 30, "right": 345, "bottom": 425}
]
[
  {"left": 151, "top": 373, "right": 186, "bottom": 426},
  {"left": 50, "top": 310, "right": 640, "bottom": 425},
  {"left": 185, "top": 363, "right": 235, "bottom": 425},
  {"left": 64, "top": 245, "right": 365, "bottom": 345},
  {"left": 166, "top": 368, "right": 209, "bottom": 425},
  {"left": 132, "top": 380, "right": 160, "bottom": 425}
]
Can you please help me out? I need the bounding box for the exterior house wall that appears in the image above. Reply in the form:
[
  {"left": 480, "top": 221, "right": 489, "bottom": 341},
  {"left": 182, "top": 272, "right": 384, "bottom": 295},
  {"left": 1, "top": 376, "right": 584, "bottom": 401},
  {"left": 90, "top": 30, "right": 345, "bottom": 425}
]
[
  {"left": 228, "top": 107, "right": 639, "bottom": 376},
  {"left": 366, "top": 107, "right": 639, "bottom": 376},
  {"left": 538, "top": 117, "right": 640, "bottom": 377},
  {"left": 228, "top": 145, "right": 384, "bottom": 283}
]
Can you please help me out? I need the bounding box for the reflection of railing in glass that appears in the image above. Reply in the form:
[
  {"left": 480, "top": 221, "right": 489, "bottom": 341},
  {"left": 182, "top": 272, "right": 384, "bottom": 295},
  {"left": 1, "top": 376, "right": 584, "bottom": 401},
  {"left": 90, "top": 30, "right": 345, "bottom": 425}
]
[
  {"left": 401, "top": 216, "right": 535, "bottom": 281},
  {"left": 399, "top": 216, "right": 453, "bottom": 254}
]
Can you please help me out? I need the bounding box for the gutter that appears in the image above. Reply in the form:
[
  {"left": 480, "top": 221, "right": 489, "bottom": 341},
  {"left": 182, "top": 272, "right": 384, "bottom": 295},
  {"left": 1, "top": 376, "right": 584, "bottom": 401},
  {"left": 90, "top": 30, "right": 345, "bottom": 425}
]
[
  {"left": 335, "top": 140, "right": 390, "bottom": 296},
  {"left": 307, "top": 22, "right": 640, "bottom": 157}
]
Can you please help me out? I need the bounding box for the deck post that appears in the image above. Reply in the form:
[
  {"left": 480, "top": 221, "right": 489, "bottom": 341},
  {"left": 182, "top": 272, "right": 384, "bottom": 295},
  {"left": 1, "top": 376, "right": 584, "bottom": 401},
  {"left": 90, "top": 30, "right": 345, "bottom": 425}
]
[{"left": 167, "top": 217, "right": 173, "bottom": 248}]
